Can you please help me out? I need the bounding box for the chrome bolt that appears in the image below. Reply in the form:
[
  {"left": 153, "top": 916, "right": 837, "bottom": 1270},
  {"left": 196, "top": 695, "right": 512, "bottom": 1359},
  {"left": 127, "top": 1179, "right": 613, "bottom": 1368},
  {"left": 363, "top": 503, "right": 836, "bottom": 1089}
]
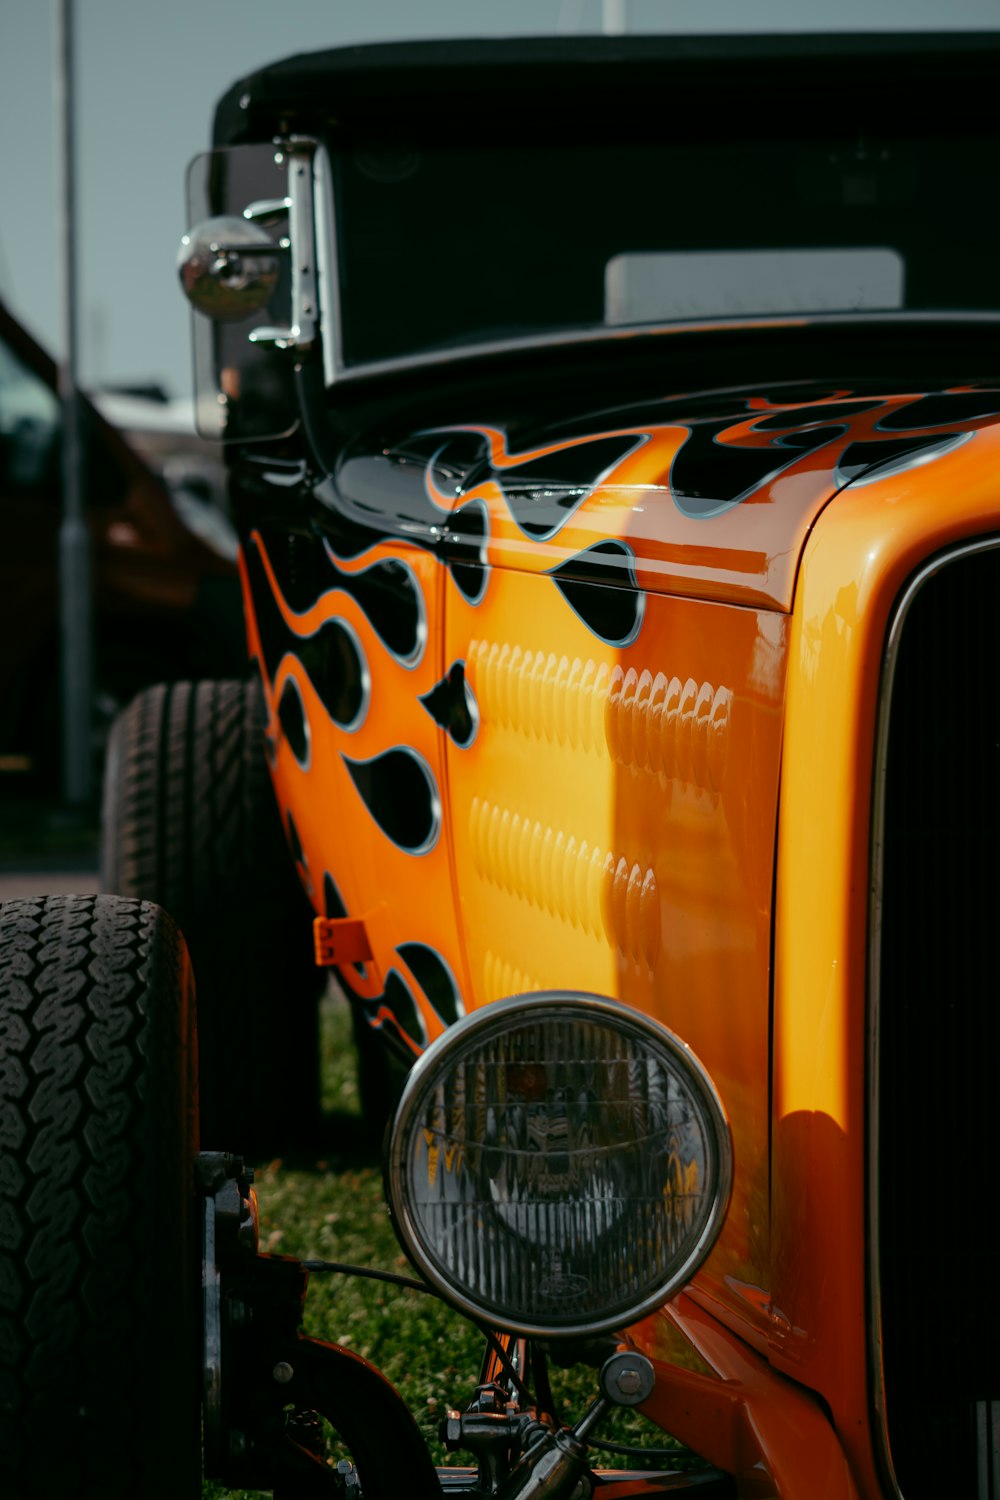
[
  {"left": 442, "top": 1411, "right": 463, "bottom": 1448},
  {"left": 599, "top": 1349, "right": 655, "bottom": 1406},
  {"left": 273, "top": 1361, "right": 295, "bottom": 1384}
]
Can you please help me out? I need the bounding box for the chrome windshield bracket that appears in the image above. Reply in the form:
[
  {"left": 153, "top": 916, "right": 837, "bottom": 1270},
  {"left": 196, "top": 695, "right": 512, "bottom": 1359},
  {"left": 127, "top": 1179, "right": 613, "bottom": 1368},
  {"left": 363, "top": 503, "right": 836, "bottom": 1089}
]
[{"left": 248, "top": 136, "right": 318, "bottom": 358}]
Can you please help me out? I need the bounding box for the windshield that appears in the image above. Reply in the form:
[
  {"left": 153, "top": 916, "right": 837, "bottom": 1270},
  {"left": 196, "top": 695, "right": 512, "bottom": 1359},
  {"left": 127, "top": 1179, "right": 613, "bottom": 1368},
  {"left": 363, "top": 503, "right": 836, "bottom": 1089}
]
[{"left": 332, "top": 124, "right": 997, "bottom": 367}]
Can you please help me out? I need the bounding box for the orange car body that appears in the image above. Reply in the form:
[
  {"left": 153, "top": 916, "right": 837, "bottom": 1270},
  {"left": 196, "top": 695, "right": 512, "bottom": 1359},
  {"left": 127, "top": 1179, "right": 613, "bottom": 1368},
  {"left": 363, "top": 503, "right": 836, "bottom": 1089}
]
[
  {"left": 193, "top": 31, "right": 1000, "bottom": 1498},
  {"left": 238, "top": 383, "right": 999, "bottom": 1499}
]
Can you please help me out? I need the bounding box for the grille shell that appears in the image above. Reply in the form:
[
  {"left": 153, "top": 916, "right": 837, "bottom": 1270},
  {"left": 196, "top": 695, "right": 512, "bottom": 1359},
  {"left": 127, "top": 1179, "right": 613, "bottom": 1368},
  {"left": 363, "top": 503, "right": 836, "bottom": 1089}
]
[{"left": 871, "top": 538, "right": 1000, "bottom": 1498}]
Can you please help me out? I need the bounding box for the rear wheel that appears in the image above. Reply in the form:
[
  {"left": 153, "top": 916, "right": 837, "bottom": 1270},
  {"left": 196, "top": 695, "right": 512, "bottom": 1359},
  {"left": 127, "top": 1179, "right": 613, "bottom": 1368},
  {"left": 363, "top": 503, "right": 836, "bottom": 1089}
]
[
  {"left": 0, "top": 895, "right": 200, "bottom": 1499},
  {"left": 101, "top": 678, "right": 324, "bottom": 1154}
]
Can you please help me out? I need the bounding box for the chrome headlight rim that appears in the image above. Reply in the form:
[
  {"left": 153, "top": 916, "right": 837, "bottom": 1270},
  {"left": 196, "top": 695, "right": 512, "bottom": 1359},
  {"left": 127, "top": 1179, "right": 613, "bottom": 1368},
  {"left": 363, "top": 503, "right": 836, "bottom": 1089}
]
[{"left": 386, "top": 991, "right": 733, "bottom": 1339}]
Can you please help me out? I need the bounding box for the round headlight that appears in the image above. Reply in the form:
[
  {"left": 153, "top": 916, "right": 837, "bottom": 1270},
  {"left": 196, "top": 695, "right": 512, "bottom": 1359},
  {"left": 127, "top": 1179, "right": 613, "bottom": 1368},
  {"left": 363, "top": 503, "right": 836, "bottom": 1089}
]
[{"left": 386, "top": 993, "right": 732, "bottom": 1337}]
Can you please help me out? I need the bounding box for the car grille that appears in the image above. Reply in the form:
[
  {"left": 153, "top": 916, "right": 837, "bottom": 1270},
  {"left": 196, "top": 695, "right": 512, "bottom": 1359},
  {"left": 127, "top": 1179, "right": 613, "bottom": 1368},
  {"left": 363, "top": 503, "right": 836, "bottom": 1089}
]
[{"left": 873, "top": 540, "right": 1000, "bottom": 1499}]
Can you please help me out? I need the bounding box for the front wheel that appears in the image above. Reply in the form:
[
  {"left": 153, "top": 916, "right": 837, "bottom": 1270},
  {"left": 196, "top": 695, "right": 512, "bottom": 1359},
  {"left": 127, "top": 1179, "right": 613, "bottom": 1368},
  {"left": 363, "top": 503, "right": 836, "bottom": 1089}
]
[{"left": 0, "top": 895, "right": 201, "bottom": 1499}]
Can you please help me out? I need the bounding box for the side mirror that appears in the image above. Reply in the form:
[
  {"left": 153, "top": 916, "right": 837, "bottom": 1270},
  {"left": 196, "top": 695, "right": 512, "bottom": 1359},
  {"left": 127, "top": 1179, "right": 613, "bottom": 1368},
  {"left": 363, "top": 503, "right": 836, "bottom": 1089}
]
[{"left": 180, "top": 140, "right": 321, "bottom": 441}]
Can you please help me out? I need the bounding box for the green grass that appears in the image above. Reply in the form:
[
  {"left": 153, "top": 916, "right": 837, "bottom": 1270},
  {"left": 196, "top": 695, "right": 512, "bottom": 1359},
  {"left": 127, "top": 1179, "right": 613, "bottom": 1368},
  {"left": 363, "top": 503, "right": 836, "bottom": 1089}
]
[{"left": 203, "top": 989, "right": 702, "bottom": 1497}]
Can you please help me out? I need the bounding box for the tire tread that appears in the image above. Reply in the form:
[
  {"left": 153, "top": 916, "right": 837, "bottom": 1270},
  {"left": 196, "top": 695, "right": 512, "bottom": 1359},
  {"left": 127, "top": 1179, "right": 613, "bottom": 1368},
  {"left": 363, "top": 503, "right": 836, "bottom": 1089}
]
[
  {"left": 102, "top": 680, "right": 321, "bottom": 1151},
  {"left": 0, "top": 895, "right": 198, "bottom": 1499}
]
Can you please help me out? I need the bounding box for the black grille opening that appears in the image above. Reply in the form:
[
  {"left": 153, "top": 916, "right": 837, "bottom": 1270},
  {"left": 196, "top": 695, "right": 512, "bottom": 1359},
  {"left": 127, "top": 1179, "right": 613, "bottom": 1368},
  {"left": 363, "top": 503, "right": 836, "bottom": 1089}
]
[{"left": 876, "top": 542, "right": 1000, "bottom": 1498}]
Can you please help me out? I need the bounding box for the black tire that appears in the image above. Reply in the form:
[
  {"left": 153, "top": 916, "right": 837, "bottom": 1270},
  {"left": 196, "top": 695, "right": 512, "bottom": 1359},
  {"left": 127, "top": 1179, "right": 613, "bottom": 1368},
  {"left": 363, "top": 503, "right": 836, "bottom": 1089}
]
[
  {"left": 352, "top": 1004, "right": 410, "bottom": 1143},
  {"left": 101, "top": 679, "right": 324, "bottom": 1155},
  {"left": 0, "top": 895, "right": 200, "bottom": 1499}
]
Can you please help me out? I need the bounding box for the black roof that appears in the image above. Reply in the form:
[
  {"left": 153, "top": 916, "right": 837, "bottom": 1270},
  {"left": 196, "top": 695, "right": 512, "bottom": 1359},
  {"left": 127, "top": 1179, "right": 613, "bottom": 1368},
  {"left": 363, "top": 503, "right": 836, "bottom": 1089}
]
[{"left": 213, "top": 32, "right": 1000, "bottom": 147}]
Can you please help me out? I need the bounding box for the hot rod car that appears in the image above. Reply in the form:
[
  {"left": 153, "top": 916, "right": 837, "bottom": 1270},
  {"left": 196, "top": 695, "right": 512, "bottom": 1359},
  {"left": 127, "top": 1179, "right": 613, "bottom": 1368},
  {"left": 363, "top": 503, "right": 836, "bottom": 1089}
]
[{"left": 2, "top": 31, "right": 998, "bottom": 1500}]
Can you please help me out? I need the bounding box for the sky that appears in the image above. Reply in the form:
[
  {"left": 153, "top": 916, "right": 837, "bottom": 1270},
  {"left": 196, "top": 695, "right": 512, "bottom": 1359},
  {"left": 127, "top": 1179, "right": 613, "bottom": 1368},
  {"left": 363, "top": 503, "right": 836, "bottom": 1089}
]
[{"left": 2, "top": 0, "right": 999, "bottom": 399}]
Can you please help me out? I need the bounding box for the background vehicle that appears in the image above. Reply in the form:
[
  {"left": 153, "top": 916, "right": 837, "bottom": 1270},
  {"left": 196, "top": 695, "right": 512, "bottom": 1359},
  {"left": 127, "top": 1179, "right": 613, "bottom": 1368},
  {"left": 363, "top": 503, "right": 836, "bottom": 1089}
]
[
  {"left": 0, "top": 298, "right": 244, "bottom": 793},
  {"left": 2, "top": 32, "right": 999, "bottom": 1500}
]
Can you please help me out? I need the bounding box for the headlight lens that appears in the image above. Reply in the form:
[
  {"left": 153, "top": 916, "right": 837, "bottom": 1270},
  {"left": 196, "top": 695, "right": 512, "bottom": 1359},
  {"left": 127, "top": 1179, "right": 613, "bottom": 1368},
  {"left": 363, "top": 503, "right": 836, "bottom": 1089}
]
[{"left": 386, "top": 993, "right": 731, "bottom": 1337}]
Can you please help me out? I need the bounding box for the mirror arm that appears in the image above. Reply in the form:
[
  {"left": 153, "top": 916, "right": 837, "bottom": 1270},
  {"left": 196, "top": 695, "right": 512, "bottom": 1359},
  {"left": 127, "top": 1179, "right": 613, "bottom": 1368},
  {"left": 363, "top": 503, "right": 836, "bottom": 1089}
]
[{"left": 243, "top": 196, "right": 293, "bottom": 227}]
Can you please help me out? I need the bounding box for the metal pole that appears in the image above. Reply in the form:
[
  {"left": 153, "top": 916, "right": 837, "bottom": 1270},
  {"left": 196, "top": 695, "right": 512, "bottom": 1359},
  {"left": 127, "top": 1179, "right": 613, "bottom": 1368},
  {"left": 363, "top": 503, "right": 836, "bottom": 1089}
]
[
  {"left": 55, "top": 0, "right": 94, "bottom": 806},
  {"left": 602, "top": 0, "right": 627, "bottom": 33}
]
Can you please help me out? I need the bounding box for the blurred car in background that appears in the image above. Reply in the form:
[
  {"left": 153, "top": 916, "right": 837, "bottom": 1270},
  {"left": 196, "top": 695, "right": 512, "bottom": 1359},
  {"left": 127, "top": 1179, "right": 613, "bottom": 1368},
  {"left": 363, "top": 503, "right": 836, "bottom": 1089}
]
[
  {"left": 92, "top": 383, "right": 230, "bottom": 526},
  {"left": 0, "top": 297, "right": 245, "bottom": 792}
]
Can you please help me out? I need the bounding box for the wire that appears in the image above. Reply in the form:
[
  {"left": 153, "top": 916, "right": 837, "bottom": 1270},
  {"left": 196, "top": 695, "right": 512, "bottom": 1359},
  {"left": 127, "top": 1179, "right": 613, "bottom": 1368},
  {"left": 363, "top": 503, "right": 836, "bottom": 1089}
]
[
  {"left": 531, "top": 1342, "right": 557, "bottom": 1424},
  {"left": 300, "top": 1259, "right": 442, "bottom": 1297},
  {"left": 472, "top": 1327, "right": 534, "bottom": 1407},
  {"left": 299, "top": 1261, "right": 532, "bottom": 1405},
  {"left": 304, "top": 1258, "right": 547, "bottom": 1393},
  {"left": 296, "top": 1260, "right": 693, "bottom": 1458},
  {"left": 587, "top": 1437, "right": 698, "bottom": 1461}
]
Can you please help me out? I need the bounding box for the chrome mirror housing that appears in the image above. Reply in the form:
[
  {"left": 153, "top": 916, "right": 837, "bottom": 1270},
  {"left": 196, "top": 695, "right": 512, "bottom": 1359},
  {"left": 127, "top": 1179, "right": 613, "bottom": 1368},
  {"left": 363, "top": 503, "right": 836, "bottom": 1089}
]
[{"left": 177, "top": 215, "right": 283, "bottom": 323}]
